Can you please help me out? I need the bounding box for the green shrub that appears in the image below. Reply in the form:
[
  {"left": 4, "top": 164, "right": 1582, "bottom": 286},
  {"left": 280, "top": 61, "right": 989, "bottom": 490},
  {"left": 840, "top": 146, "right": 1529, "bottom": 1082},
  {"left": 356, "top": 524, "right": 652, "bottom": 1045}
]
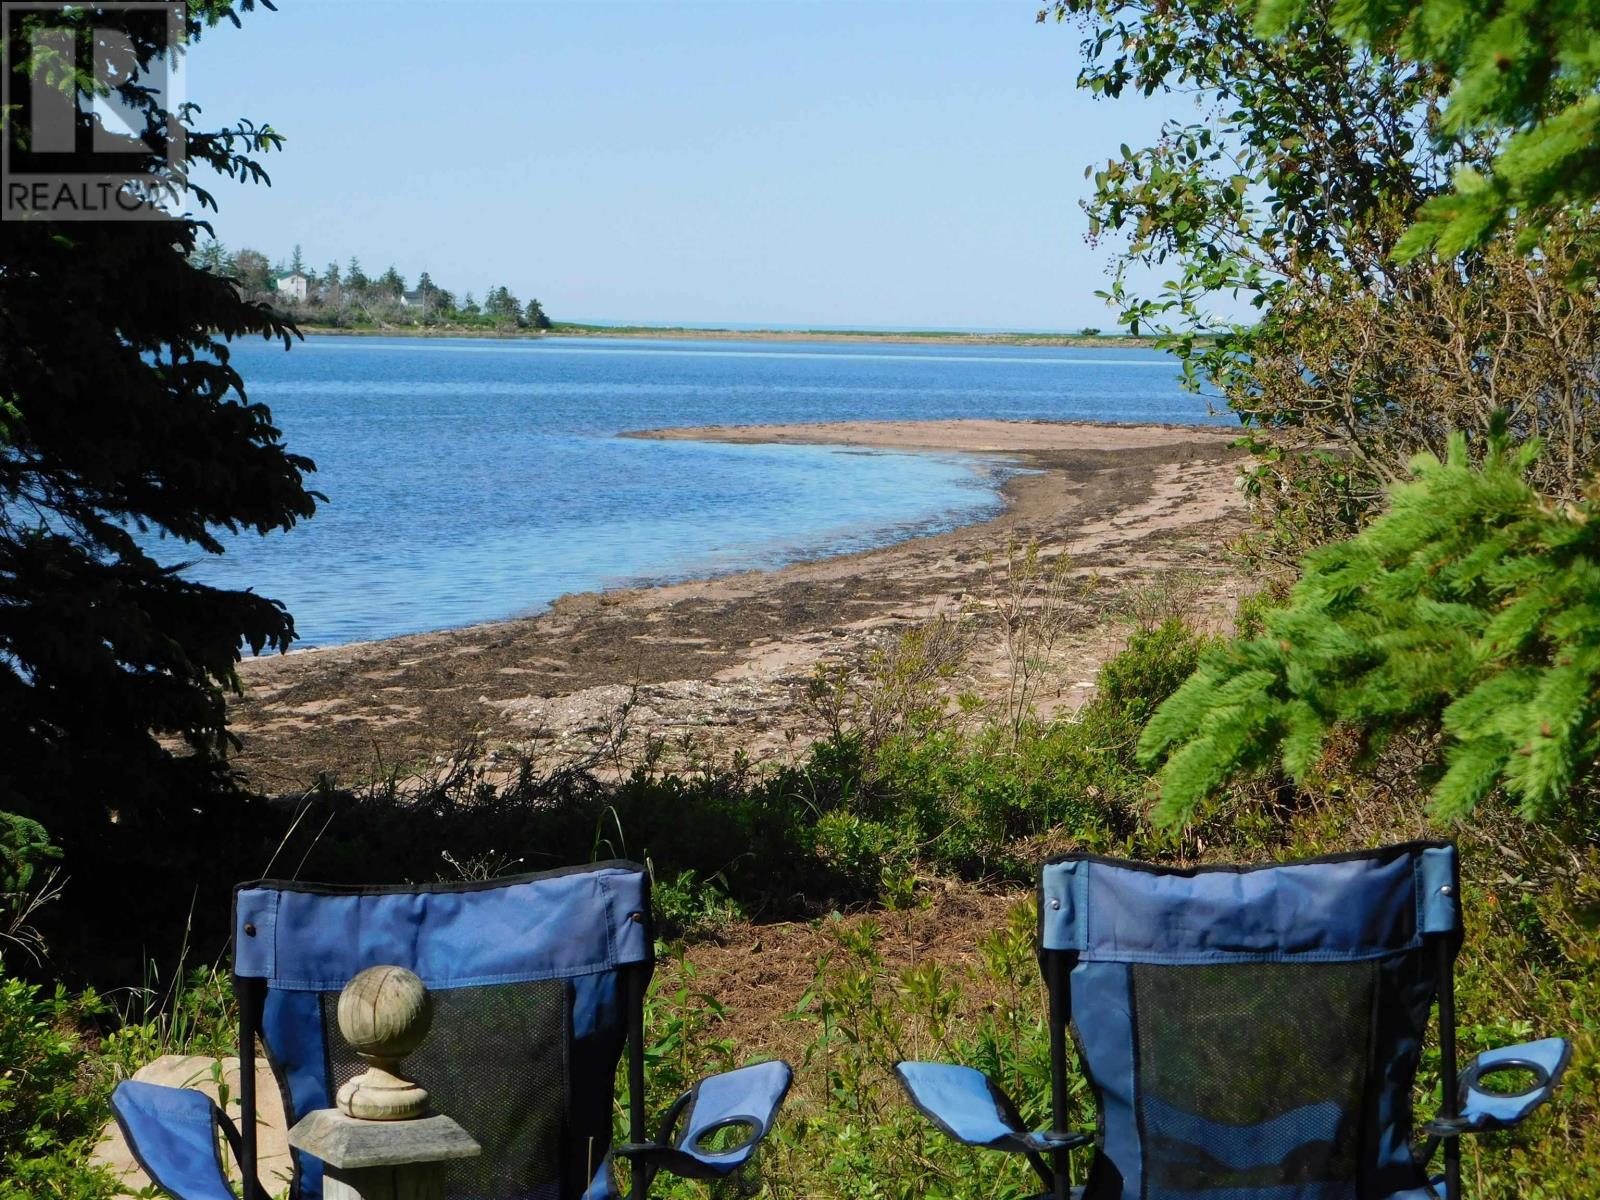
[
  {"left": 40, "top": 739, "right": 872, "bottom": 984},
  {"left": 811, "top": 812, "right": 905, "bottom": 896},
  {"left": 0, "top": 814, "right": 59, "bottom": 898},
  {"left": 869, "top": 618, "right": 1212, "bottom": 875},
  {"left": 651, "top": 870, "right": 745, "bottom": 940},
  {"left": 0, "top": 814, "right": 62, "bottom": 963},
  {"left": 98, "top": 965, "right": 236, "bottom": 1085},
  {"left": 0, "top": 973, "right": 120, "bottom": 1200},
  {"left": 1096, "top": 618, "right": 1212, "bottom": 726},
  {"left": 1141, "top": 429, "right": 1600, "bottom": 826}
]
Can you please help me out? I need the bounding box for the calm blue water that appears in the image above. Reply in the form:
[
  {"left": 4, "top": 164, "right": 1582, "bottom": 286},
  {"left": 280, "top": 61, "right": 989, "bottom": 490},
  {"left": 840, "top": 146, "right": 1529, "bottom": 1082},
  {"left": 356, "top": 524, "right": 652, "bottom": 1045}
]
[{"left": 169, "top": 335, "right": 1218, "bottom": 647}]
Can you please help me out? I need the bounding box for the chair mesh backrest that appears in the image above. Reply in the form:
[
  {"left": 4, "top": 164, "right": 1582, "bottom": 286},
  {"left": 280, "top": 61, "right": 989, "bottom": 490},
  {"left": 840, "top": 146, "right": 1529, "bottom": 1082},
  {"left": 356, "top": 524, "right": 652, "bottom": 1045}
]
[
  {"left": 233, "top": 861, "right": 654, "bottom": 1200},
  {"left": 1038, "top": 842, "right": 1460, "bottom": 1200}
]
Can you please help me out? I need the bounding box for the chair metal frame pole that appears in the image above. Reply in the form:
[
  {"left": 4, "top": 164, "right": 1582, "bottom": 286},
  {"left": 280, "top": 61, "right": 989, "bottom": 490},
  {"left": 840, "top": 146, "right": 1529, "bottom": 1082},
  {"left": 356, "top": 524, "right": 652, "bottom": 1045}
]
[
  {"left": 235, "top": 973, "right": 264, "bottom": 1200},
  {"left": 626, "top": 963, "right": 654, "bottom": 1200},
  {"left": 1046, "top": 950, "right": 1072, "bottom": 1200},
  {"left": 1436, "top": 936, "right": 1462, "bottom": 1200}
]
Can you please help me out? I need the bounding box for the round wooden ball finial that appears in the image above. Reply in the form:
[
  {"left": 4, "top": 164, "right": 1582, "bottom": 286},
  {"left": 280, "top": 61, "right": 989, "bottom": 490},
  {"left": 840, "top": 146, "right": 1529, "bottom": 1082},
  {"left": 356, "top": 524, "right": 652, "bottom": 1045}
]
[
  {"left": 335, "top": 965, "right": 434, "bottom": 1121},
  {"left": 338, "top": 965, "right": 433, "bottom": 1059}
]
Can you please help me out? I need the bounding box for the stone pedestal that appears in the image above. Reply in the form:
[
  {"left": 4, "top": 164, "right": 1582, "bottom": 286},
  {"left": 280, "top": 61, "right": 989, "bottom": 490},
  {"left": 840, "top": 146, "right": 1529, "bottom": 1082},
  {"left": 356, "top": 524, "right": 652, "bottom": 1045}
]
[{"left": 289, "top": 1109, "right": 480, "bottom": 1200}]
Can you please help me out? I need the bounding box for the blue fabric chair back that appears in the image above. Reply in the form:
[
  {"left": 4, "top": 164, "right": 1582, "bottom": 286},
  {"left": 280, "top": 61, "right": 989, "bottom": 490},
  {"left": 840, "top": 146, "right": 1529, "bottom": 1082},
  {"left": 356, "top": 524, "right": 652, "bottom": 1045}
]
[
  {"left": 232, "top": 860, "right": 653, "bottom": 1200},
  {"left": 1037, "top": 841, "right": 1461, "bottom": 1200}
]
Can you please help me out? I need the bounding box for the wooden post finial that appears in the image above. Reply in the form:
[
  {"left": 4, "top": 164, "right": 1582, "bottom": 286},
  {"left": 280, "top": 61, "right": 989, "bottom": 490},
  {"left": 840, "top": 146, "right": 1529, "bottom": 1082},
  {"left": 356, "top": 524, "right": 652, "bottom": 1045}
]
[
  {"left": 334, "top": 965, "right": 434, "bottom": 1121},
  {"left": 289, "top": 964, "right": 479, "bottom": 1200}
]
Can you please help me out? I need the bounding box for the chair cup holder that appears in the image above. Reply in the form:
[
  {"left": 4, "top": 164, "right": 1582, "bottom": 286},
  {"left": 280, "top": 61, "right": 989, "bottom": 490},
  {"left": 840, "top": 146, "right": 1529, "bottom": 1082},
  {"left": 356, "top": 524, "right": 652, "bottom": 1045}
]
[
  {"left": 1461, "top": 1057, "right": 1551, "bottom": 1100},
  {"left": 688, "top": 1116, "right": 763, "bottom": 1158}
]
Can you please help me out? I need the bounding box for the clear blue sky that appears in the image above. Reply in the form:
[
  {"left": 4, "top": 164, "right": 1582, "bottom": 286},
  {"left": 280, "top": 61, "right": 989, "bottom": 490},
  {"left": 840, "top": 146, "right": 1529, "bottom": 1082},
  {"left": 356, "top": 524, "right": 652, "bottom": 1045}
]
[{"left": 190, "top": 1, "right": 1193, "bottom": 330}]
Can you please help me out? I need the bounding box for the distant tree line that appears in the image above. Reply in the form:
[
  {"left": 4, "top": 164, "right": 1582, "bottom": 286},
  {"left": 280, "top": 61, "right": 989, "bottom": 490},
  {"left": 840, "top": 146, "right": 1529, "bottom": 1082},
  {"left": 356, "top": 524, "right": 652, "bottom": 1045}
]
[{"left": 190, "top": 241, "right": 552, "bottom": 331}]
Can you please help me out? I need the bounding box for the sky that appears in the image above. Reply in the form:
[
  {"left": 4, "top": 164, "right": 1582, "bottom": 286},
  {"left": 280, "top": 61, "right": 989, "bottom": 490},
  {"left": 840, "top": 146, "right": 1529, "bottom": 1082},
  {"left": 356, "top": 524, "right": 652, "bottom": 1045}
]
[{"left": 189, "top": 0, "right": 1197, "bottom": 330}]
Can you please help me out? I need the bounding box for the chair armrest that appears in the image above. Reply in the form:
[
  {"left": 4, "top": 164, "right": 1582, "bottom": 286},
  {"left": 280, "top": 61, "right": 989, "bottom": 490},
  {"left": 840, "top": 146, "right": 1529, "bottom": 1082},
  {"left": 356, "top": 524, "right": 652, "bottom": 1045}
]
[
  {"left": 894, "top": 1061, "right": 1087, "bottom": 1155},
  {"left": 1421, "top": 1037, "right": 1572, "bottom": 1136},
  {"left": 614, "top": 1059, "right": 792, "bottom": 1181},
  {"left": 111, "top": 1080, "right": 251, "bottom": 1200}
]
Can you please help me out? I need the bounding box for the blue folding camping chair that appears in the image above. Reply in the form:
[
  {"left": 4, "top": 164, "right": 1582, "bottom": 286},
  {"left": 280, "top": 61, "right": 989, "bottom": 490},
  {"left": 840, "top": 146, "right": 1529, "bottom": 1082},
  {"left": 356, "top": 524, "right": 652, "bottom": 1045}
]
[
  {"left": 111, "top": 860, "right": 792, "bottom": 1200},
  {"left": 896, "top": 841, "right": 1569, "bottom": 1200}
]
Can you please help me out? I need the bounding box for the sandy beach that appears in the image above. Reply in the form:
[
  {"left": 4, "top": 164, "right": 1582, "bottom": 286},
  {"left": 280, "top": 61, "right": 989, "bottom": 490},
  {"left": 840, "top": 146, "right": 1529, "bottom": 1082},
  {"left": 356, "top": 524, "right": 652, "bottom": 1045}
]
[{"left": 229, "top": 419, "right": 1248, "bottom": 792}]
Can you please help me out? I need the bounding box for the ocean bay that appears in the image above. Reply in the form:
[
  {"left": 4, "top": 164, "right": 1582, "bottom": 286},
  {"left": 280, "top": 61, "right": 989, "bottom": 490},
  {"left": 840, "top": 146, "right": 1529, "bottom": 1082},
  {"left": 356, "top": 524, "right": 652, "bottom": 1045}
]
[{"left": 175, "top": 334, "right": 1216, "bottom": 645}]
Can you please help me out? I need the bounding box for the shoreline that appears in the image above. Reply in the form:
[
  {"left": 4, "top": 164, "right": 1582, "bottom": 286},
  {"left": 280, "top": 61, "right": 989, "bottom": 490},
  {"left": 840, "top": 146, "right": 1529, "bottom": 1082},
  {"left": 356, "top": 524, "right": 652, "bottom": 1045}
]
[
  {"left": 230, "top": 419, "right": 1247, "bottom": 791},
  {"left": 293, "top": 324, "right": 1161, "bottom": 350},
  {"left": 621, "top": 416, "right": 1232, "bottom": 451},
  {"left": 549, "top": 324, "right": 1159, "bottom": 349},
  {"left": 271, "top": 441, "right": 1030, "bottom": 663}
]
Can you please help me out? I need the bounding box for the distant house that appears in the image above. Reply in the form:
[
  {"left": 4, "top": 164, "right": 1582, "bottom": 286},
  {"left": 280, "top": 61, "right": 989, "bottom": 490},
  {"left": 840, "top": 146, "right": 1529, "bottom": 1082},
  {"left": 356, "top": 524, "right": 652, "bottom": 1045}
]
[
  {"left": 400, "top": 289, "right": 428, "bottom": 309},
  {"left": 273, "top": 270, "right": 310, "bottom": 303}
]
